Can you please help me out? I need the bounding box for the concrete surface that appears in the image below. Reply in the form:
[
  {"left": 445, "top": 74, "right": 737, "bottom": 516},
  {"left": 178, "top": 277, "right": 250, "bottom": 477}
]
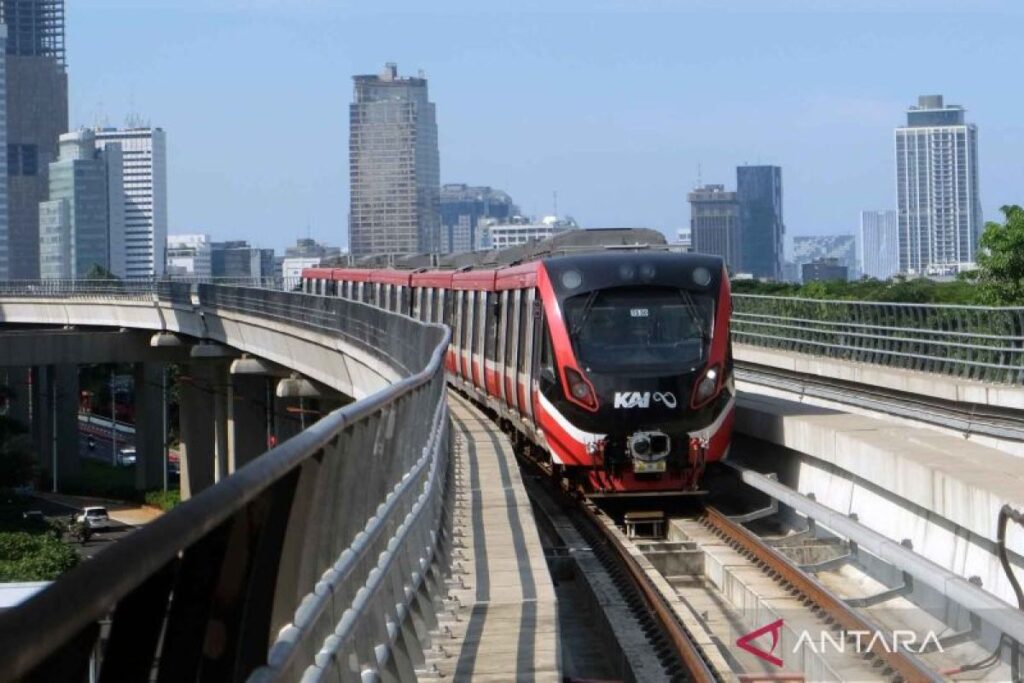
[
  {"left": 734, "top": 344, "right": 1024, "bottom": 411},
  {"left": 734, "top": 389, "right": 1024, "bottom": 608},
  {"left": 421, "top": 394, "right": 559, "bottom": 682}
]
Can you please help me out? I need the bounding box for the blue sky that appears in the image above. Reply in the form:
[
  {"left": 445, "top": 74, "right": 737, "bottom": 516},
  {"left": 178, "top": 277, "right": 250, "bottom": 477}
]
[{"left": 68, "top": 1, "right": 1024, "bottom": 253}]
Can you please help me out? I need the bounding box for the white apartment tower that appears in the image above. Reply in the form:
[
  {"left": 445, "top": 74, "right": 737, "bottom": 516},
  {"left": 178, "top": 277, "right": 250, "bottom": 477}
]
[
  {"left": 94, "top": 126, "right": 167, "bottom": 277},
  {"left": 858, "top": 210, "right": 899, "bottom": 280},
  {"left": 895, "top": 95, "right": 981, "bottom": 276}
]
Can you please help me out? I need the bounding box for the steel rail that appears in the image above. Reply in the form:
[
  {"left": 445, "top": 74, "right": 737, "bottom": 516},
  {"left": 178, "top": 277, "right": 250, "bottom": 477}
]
[
  {"left": 723, "top": 463, "right": 1024, "bottom": 648},
  {"left": 733, "top": 331, "right": 1022, "bottom": 372},
  {"left": 734, "top": 316, "right": 1024, "bottom": 348},
  {"left": 733, "top": 293, "right": 1024, "bottom": 312},
  {"left": 576, "top": 502, "right": 720, "bottom": 683},
  {"left": 702, "top": 506, "right": 941, "bottom": 682}
]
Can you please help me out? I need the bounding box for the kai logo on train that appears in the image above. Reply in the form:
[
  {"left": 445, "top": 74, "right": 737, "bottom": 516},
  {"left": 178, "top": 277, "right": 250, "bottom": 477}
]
[{"left": 613, "top": 391, "right": 677, "bottom": 409}]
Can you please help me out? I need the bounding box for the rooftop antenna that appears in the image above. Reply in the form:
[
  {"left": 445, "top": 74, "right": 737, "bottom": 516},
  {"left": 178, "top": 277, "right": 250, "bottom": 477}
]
[{"left": 696, "top": 162, "right": 702, "bottom": 189}]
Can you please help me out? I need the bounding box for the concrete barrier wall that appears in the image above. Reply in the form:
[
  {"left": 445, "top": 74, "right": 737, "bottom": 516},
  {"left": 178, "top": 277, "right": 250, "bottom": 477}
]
[
  {"left": 0, "top": 295, "right": 398, "bottom": 397},
  {"left": 734, "top": 390, "right": 1024, "bottom": 607}
]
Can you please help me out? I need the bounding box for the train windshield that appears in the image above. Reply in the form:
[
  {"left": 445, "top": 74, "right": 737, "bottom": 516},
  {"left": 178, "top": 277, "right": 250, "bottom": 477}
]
[{"left": 564, "top": 286, "right": 713, "bottom": 373}]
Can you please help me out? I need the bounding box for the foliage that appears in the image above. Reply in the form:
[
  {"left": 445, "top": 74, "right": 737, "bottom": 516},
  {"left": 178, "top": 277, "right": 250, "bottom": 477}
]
[
  {"left": 0, "top": 531, "right": 78, "bottom": 581},
  {"left": 60, "top": 459, "right": 139, "bottom": 502},
  {"left": 975, "top": 205, "right": 1024, "bottom": 305},
  {"left": 731, "top": 273, "right": 984, "bottom": 305},
  {"left": 83, "top": 264, "right": 119, "bottom": 281},
  {"left": 144, "top": 488, "right": 180, "bottom": 511}
]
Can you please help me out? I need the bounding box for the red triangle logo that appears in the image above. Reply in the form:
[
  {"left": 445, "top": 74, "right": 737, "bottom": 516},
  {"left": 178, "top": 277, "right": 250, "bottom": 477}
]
[{"left": 736, "top": 618, "right": 784, "bottom": 667}]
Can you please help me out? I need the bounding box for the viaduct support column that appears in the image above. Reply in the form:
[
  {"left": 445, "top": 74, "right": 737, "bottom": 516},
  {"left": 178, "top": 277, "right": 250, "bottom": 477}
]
[
  {"left": 228, "top": 374, "right": 269, "bottom": 473},
  {"left": 178, "top": 362, "right": 218, "bottom": 500},
  {"left": 3, "top": 367, "right": 31, "bottom": 427},
  {"left": 30, "top": 367, "right": 53, "bottom": 485},
  {"left": 133, "top": 363, "right": 165, "bottom": 491},
  {"left": 52, "top": 364, "right": 80, "bottom": 490}
]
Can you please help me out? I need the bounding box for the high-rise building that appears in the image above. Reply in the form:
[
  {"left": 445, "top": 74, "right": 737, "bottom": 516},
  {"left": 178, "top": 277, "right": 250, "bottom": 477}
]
[
  {"left": 792, "top": 234, "right": 856, "bottom": 280},
  {"left": 440, "top": 184, "right": 517, "bottom": 253},
  {"left": 481, "top": 216, "right": 578, "bottom": 250},
  {"left": 895, "top": 95, "right": 982, "bottom": 276},
  {"left": 801, "top": 258, "right": 848, "bottom": 283},
  {"left": 0, "top": 26, "right": 8, "bottom": 278},
  {"left": 349, "top": 63, "right": 440, "bottom": 257},
  {"left": 282, "top": 237, "right": 344, "bottom": 279},
  {"left": 166, "top": 233, "right": 212, "bottom": 279},
  {"left": 94, "top": 126, "right": 168, "bottom": 278},
  {"left": 737, "top": 165, "right": 784, "bottom": 280},
  {"left": 211, "top": 240, "right": 274, "bottom": 279},
  {"left": 858, "top": 210, "right": 899, "bottom": 280},
  {"left": 688, "top": 184, "right": 741, "bottom": 272},
  {"left": 38, "top": 130, "right": 125, "bottom": 279},
  {"left": 2, "top": 0, "right": 68, "bottom": 279}
]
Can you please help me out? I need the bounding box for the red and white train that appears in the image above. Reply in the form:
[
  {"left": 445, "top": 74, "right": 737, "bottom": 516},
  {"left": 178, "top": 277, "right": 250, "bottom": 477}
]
[{"left": 302, "top": 234, "right": 734, "bottom": 496}]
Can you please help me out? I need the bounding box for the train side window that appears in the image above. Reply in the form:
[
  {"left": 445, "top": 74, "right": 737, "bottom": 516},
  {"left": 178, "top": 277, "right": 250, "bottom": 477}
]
[
  {"left": 477, "top": 291, "right": 487, "bottom": 360},
  {"left": 444, "top": 290, "right": 453, "bottom": 328},
  {"left": 539, "top": 317, "right": 557, "bottom": 387}
]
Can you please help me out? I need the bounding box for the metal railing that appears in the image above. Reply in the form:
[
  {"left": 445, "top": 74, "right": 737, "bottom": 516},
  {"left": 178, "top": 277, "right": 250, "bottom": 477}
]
[
  {"left": 0, "top": 276, "right": 302, "bottom": 302},
  {"left": 0, "top": 286, "right": 453, "bottom": 683},
  {"left": 732, "top": 294, "right": 1024, "bottom": 384}
]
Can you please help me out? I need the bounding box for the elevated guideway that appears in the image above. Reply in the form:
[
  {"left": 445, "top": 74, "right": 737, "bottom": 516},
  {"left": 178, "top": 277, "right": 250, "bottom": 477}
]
[
  {"left": 730, "top": 294, "right": 1024, "bottom": 608},
  {"left": 0, "top": 281, "right": 557, "bottom": 683}
]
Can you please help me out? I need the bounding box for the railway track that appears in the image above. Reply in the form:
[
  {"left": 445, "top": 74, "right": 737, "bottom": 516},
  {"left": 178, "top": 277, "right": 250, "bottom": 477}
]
[{"left": 519, "top": 453, "right": 1019, "bottom": 681}]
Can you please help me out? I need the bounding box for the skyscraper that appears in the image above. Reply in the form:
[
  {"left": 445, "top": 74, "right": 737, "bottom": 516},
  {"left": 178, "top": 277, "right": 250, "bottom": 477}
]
[
  {"left": 895, "top": 95, "right": 982, "bottom": 276},
  {"left": 858, "top": 210, "right": 899, "bottom": 280},
  {"left": 2, "top": 0, "right": 68, "bottom": 279},
  {"left": 688, "top": 184, "right": 741, "bottom": 273},
  {"left": 94, "top": 126, "right": 168, "bottom": 277},
  {"left": 349, "top": 63, "right": 440, "bottom": 257},
  {"left": 0, "top": 26, "right": 8, "bottom": 278},
  {"left": 38, "top": 130, "right": 125, "bottom": 279},
  {"left": 440, "top": 184, "right": 517, "bottom": 253},
  {"left": 737, "top": 165, "right": 784, "bottom": 280}
]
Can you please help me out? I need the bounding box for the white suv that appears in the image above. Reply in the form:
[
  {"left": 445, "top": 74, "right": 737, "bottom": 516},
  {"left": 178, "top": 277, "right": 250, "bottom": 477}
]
[{"left": 76, "top": 506, "right": 111, "bottom": 529}]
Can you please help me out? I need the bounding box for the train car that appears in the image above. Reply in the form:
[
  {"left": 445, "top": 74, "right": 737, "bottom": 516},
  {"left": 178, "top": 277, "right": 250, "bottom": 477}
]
[{"left": 305, "top": 232, "right": 734, "bottom": 496}]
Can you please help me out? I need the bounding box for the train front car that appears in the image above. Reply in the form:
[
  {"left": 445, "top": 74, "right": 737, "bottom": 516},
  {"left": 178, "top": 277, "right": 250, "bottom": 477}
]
[{"left": 535, "top": 252, "right": 734, "bottom": 495}]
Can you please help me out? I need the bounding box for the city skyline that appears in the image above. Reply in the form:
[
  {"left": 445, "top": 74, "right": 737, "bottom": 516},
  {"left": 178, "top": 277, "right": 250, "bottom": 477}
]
[{"left": 63, "top": 2, "right": 1024, "bottom": 253}]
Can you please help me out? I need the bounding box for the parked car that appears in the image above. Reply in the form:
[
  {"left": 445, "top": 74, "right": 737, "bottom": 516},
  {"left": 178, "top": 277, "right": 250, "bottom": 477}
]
[
  {"left": 22, "top": 510, "right": 45, "bottom": 524},
  {"left": 76, "top": 506, "right": 111, "bottom": 530},
  {"left": 117, "top": 446, "right": 136, "bottom": 466},
  {"left": 86, "top": 435, "right": 96, "bottom": 449}
]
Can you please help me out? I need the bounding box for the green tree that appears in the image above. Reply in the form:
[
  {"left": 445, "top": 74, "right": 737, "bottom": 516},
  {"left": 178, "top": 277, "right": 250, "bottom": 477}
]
[
  {"left": 83, "top": 263, "right": 119, "bottom": 281},
  {"left": 975, "top": 205, "right": 1024, "bottom": 305}
]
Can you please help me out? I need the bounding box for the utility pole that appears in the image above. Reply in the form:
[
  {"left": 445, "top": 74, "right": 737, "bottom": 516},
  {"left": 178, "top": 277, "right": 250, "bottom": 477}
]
[{"left": 110, "top": 369, "right": 117, "bottom": 466}]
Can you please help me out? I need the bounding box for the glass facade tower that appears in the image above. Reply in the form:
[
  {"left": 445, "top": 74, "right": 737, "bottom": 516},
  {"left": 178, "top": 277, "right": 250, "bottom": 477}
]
[{"left": 737, "top": 165, "right": 784, "bottom": 280}]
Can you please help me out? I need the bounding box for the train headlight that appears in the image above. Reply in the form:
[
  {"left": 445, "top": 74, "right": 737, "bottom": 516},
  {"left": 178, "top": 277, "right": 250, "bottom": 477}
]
[
  {"left": 690, "top": 365, "right": 721, "bottom": 408},
  {"left": 564, "top": 367, "right": 599, "bottom": 412}
]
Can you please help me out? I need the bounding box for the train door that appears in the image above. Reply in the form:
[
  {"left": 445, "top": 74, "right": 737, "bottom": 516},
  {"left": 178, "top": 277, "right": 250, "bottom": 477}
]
[
  {"left": 518, "top": 288, "right": 535, "bottom": 420},
  {"left": 507, "top": 290, "right": 522, "bottom": 414},
  {"left": 474, "top": 290, "right": 487, "bottom": 389},
  {"left": 497, "top": 291, "right": 509, "bottom": 406},
  {"left": 453, "top": 292, "right": 464, "bottom": 377},
  {"left": 463, "top": 291, "right": 475, "bottom": 381},
  {"left": 483, "top": 292, "right": 499, "bottom": 397}
]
